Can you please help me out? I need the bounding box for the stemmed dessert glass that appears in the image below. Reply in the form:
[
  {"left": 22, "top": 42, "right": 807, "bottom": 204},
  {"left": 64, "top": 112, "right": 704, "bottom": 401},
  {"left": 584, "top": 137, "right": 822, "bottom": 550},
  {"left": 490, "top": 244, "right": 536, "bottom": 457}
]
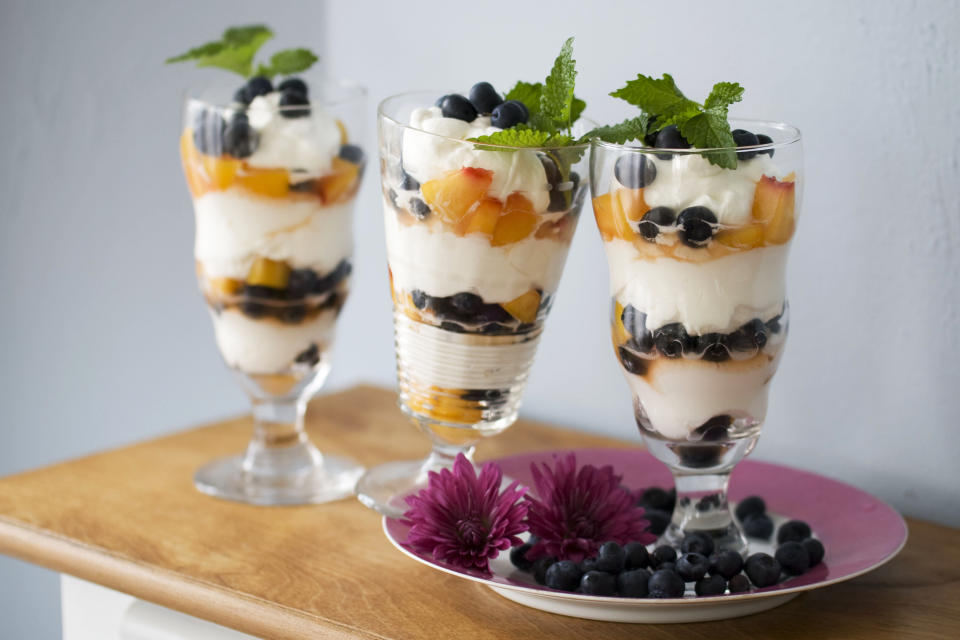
[
  {"left": 590, "top": 122, "right": 802, "bottom": 552},
  {"left": 180, "top": 76, "right": 367, "bottom": 505},
  {"left": 356, "top": 91, "right": 591, "bottom": 516}
]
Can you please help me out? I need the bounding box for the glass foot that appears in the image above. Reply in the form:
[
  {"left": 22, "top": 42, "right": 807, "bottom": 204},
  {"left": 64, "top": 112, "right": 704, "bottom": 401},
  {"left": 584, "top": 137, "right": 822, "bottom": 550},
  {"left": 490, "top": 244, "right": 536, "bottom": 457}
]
[
  {"left": 355, "top": 457, "right": 437, "bottom": 518},
  {"left": 194, "top": 452, "right": 364, "bottom": 506}
]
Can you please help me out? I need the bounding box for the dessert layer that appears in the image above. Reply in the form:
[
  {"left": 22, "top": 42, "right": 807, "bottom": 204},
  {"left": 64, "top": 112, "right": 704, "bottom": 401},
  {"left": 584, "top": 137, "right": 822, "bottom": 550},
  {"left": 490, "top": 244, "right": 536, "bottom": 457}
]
[
  {"left": 401, "top": 106, "right": 550, "bottom": 212},
  {"left": 195, "top": 192, "right": 353, "bottom": 280},
  {"left": 385, "top": 198, "right": 570, "bottom": 303},
  {"left": 605, "top": 238, "right": 788, "bottom": 334},
  {"left": 210, "top": 307, "right": 337, "bottom": 374},
  {"left": 245, "top": 92, "right": 342, "bottom": 179}
]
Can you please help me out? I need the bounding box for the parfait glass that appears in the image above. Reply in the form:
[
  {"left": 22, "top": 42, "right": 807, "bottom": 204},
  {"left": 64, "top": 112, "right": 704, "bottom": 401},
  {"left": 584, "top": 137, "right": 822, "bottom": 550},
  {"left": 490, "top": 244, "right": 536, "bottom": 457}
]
[
  {"left": 356, "top": 91, "right": 590, "bottom": 516},
  {"left": 180, "top": 76, "right": 367, "bottom": 505},
  {"left": 590, "top": 122, "right": 802, "bottom": 552}
]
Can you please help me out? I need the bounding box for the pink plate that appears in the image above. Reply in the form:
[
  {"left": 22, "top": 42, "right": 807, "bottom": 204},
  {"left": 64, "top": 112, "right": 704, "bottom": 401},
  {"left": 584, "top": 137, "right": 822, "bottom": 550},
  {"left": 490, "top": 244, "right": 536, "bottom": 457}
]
[{"left": 383, "top": 448, "right": 908, "bottom": 623}]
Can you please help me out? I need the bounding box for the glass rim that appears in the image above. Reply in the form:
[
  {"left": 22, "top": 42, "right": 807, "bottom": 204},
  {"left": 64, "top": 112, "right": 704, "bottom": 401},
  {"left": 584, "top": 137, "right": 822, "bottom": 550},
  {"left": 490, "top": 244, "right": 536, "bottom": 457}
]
[
  {"left": 591, "top": 118, "right": 801, "bottom": 154},
  {"left": 183, "top": 74, "right": 367, "bottom": 110},
  {"left": 378, "top": 90, "right": 593, "bottom": 152}
]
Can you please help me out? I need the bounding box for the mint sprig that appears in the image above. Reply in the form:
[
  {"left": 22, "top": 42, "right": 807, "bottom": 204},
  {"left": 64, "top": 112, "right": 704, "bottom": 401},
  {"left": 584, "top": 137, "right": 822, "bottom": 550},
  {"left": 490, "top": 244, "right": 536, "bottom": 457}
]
[
  {"left": 166, "top": 25, "right": 318, "bottom": 79},
  {"left": 582, "top": 115, "right": 653, "bottom": 145},
  {"left": 610, "top": 74, "right": 745, "bottom": 169}
]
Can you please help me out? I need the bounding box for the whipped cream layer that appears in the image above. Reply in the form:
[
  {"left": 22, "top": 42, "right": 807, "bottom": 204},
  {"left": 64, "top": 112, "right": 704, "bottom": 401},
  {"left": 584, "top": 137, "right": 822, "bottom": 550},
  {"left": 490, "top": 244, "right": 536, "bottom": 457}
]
[
  {"left": 195, "top": 192, "right": 353, "bottom": 279},
  {"left": 211, "top": 308, "right": 337, "bottom": 374},
  {"left": 605, "top": 239, "right": 788, "bottom": 334},
  {"left": 627, "top": 353, "right": 781, "bottom": 440},
  {"left": 640, "top": 154, "right": 775, "bottom": 226},
  {"left": 246, "top": 93, "right": 342, "bottom": 179},
  {"left": 401, "top": 106, "right": 550, "bottom": 212},
  {"left": 385, "top": 198, "right": 570, "bottom": 302}
]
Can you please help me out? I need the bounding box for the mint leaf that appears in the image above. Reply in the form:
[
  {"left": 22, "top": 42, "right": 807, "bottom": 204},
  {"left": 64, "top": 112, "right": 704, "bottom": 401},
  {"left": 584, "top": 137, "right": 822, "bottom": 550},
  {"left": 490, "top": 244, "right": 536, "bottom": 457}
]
[
  {"left": 467, "top": 128, "right": 552, "bottom": 150},
  {"left": 166, "top": 24, "right": 273, "bottom": 77},
  {"left": 704, "top": 81, "right": 744, "bottom": 111},
  {"left": 166, "top": 41, "right": 226, "bottom": 64},
  {"left": 505, "top": 81, "right": 543, "bottom": 116},
  {"left": 611, "top": 73, "right": 699, "bottom": 124},
  {"left": 540, "top": 37, "right": 577, "bottom": 132},
  {"left": 263, "top": 48, "right": 319, "bottom": 76},
  {"left": 581, "top": 115, "right": 651, "bottom": 144},
  {"left": 679, "top": 112, "right": 737, "bottom": 169},
  {"left": 570, "top": 96, "right": 586, "bottom": 124}
]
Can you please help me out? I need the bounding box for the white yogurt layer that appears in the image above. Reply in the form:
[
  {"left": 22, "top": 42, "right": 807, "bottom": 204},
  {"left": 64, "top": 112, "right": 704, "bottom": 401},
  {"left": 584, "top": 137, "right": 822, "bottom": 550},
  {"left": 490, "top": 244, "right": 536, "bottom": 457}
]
[
  {"left": 211, "top": 308, "right": 337, "bottom": 374},
  {"left": 195, "top": 192, "right": 353, "bottom": 280},
  {"left": 626, "top": 354, "right": 781, "bottom": 440},
  {"left": 401, "top": 106, "right": 550, "bottom": 212},
  {"left": 640, "top": 154, "right": 776, "bottom": 226},
  {"left": 245, "top": 92, "right": 342, "bottom": 179},
  {"left": 605, "top": 239, "right": 788, "bottom": 334},
  {"left": 384, "top": 198, "right": 571, "bottom": 302}
]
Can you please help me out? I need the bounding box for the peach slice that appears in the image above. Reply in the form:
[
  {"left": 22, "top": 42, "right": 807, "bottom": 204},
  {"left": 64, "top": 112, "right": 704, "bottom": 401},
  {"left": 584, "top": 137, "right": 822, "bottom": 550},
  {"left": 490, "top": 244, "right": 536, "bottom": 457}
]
[
  {"left": 208, "top": 277, "right": 243, "bottom": 296},
  {"left": 617, "top": 187, "right": 650, "bottom": 222},
  {"left": 456, "top": 197, "right": 502, "bottom": 236},
  {"left": 201, "top": 154, "right": 240, "bottom": 190},
  {"left": 247, "top": 257, "right": 291, "bottom": 289},
  {"left": 752, "top": 175, "right": 796, "bottom": 244},
  {"left": 716, "top": 224, "right": 765, "bottom": 249},
  {"left": 317, "top": 157, "right": 360, "bottom": 204},
  {"left": 593, "top": 189, "right": 642, "bottom": 241},
  {"left": 491, "top": 194, "right": 538, "bottom": 246},
  {"left": 613, "top": 300, "right": 630, "bottom": 346},
  {"left": 501, "top": 289, "right": 541, "bottom": 324},
  {"left": 236, "top": 167, "right": 290, "bottom": 198},
  {"left": 421, "top": 167, "right": 494, "bottom": 225}
]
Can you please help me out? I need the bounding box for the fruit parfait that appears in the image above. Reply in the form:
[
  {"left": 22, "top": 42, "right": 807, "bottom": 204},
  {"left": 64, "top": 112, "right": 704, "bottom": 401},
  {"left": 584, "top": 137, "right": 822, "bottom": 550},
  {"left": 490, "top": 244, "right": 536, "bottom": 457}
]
[
  {"left": 171, "top": 25, "right": 366, "bottom": 505},
  {"left": 357, "top": 39, "right": 592, "bottom": 516},
  {"left": 589, "top": 73, "right": 802, "bottom": 552}
]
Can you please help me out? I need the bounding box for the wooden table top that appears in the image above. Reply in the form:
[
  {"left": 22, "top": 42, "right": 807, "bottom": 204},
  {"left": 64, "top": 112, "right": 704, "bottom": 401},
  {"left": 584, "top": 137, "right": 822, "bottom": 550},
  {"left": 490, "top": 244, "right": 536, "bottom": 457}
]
[{"left": 0, "top": 385, "right": 957, "bottom": 639}]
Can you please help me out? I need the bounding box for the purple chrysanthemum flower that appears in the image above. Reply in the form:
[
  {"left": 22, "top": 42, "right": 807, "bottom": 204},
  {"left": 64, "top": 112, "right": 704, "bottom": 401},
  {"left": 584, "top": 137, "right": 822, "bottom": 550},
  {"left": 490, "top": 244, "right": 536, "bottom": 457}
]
[
  {"left": 525, "top": 453, "right": 655, "bottom": 563},
  {"left": 401, "top": 454, "right": 529, "bottom": 575}
]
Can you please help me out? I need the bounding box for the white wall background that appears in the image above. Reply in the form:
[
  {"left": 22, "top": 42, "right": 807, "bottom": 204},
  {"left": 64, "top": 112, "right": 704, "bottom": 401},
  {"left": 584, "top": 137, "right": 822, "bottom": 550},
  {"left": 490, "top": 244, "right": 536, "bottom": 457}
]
[{"left": 1, "top": 0, "right": 957, "bottom": 636}]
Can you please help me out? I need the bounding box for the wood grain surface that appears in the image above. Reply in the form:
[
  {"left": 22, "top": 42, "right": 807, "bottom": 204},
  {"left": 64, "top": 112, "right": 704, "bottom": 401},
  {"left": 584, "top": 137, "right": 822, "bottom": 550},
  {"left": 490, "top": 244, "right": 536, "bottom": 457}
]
[{"left": 0, "top": 385, "right": 957, "bottom": 639}]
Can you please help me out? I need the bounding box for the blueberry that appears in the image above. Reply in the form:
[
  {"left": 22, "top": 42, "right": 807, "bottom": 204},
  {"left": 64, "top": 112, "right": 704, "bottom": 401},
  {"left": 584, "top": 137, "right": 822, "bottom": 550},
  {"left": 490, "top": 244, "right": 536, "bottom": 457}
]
[
  {"left": 440, "top": 321, "right": 466, "bottom": 333},
  {"left": 743, "top": 513, "right": 774, "bottom": 539},
  {"left": 677, "top": 206, "right": 717, "bottom": 248},
  {"left": 618, "top": 346, "right": 648, "bottom": 376},
  {"left": 648, "top": 569, "right": 686, "bottom": 598},
  {"left": 410, "top": 290, "right": 428, "bottom": 310},
  {"left": 697, "top": 333, "right": 730, "bottom": 362},
  {"left": 777, "top": 520, "right": 812, "bottom": 545},
  {"left": 491, "top": 100, "right": 527, "bottom": 129},
  {"left": 245, "top": 76, "right": 273, "bottom": 100},
  {"left": 680, "top": 532, "right": 715, "bottom": 557},
  {"left": 595, "top": 541, "right": 626, "bottom": 573},
  {"left": 338, "top": 144, "right": 365, "bottom": 165},
  {"left": 480, "top": 322, "right": 509, "bottom": 335},
  {"left": 644, "top": 509, "right": 671, "bottom": 536},
  {"left": 679, "top": 444, "right": 726, "bottom": 469},
  {"left": 409, "top": 198, "right": 431, "bottom": 220},
  {"left": 756, "top": 133, "right": 775, "bottom": 157},
  {"left": 279, "top": 90, "right": 310, "bottom": 118},
  {"left": 399, "top": 169, "right": 420, "bottom": 191},
  {"left": 620, "top": 304, "right": 642, "bottom": 336},
  {"left": 287, "top": 269, "right": 319, "bottom": 299},
  {"left": 451, "top": 292, "right": 483, "bottom": 316},
  {"left": 654, "top": 323, "right": 689, "bottom": 359},
  {"left": 654, "top": 125, "right": 691, "bottom": 159},
  {"left": 775, "top": 541, "right": 811, "bottom": 575},
  {"left": 728, "top": 319, "right": 768, "bottom": 352},
  {"left": 277, "top": 77, "right": 308, "bottom": 98},
  {"left": 475, "top": 304, "right": 512, "bottom": 323},
  {"left": 624, "top": 541, "right": 650, "bottom": 569},
  {"left": 294, "top": 343, "right": 320, "bottom": 366},
  {"left": 802, "top": 538, "right": 825, "bottom": 566},
  {"left": 734, "top": 496, "right": 766, "bottom": 522},
  {"left": 732, "top": 129, "right": 760, "bottom": 160},
  {"left": 468, "top": 81, "right": 503, "bottom": 114},
  {"left": 239, "top": 300, "right": 268, "bottom": 319},
  {"left": 617, "top": 569, "right": 651, "bottom": 597},
  {"left": 532, "top": 556, "right": 557, "bottom": 585},
  {"left": 676, "top": 552, "right": 709, "bottom": 582},
  {"left": 614, "top": 153, "right": 657, "bottom": 189},
  {"left": 695, "top": 574, "right": 727, "bottom": 596},
  {"left": 579, "top": 556, "right": 600, "bottom": 573},
  {"left": 509, "top": 543, "right": 534, "bottom": 571},
  {"left": 694, "top": 415, "right": 733, "bottom": 441},
  {"left": 651, "top": 545, "right": 677, "bottom": 568},
  {"left": 232, "top": 85, "right": 251, "bottom": 104},
  {"left": 244, "top": 285, "right": 285, "bottom": 300},
  {"left": 709, "top": 550, "right": 744, "bottom": 579},
  {"left": 638, "top": 486, "right": 675, "bottom": 512},
  {"left": 460, "top": 388, "right": 503, "bottom": 402},
  {"left": 728, "top": 573, "right": 751, "bottom": 593},
  {"left": 510, "top": 99, "right": 529, "bottom": 122},
  {"left": 222, "top": 113, "right": 258, "bottom": 158},
  {"left": 439, "top": 94, "right": 477, "bottom": 122},
  {"left": 192, "top": 109, "right": 226, "bottom": 156},
  {"left": 637, "top": 206, "right": 676, "bottom": 242},
  {"left": 544, "top": 560, "right": 582, "bottom": 591},
  {"left": 579, "top": 571, "right": 617, "bottom": 596},
  {"left": 279, "top": 303, "right": 307, "bottom": 324},
  {"left": 643, "top": 117, "right": 660, "bottom": 146},
  {"left": 744, "top": 553, "right": 781, "bottom": 588}
]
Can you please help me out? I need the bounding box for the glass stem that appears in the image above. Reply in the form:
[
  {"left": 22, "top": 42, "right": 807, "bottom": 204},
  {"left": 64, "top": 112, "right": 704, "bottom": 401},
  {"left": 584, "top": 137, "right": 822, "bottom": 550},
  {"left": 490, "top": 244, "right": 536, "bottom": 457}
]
[
  {"left": 242, "top": 396, "right": 321, "bottom": 480},
  {"left": 423, "top": 441, "right": 476, "bottom": 471},
  {"left": 664, "top": 470, "right": 748, "bottom": 555}
]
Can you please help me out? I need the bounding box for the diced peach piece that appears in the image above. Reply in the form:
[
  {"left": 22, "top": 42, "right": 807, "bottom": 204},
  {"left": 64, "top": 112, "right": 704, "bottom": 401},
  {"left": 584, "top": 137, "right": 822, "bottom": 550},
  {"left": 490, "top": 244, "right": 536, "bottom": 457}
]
[
  {"left": 534, "top": 214, "right": 575, "bottom": 243},
  {"left": 317, "top": 157, "right": 360, "bottom": 204},
  {"left": 715, "top": 224, "right": 765, "bottom": 249},
  {"left": 456, "top": 197, "right": 502, "bottom": 236},
  {"left": 201, "top": 154, "right": 240, "bottom": 190},
  {"left": 613, "top": 300, "right": 630, "bottom": 345},
  {"left": 208, "top": 277, "right": 243, "bottom": 296},
  {"left": 592, "top": 190, "right": 635, "bottom": 241},
  {"left": 501, "top": 289, "right": 541, "bottom": 324},
  {"left": 491, "top": 194, "right": 538, "bottom": 246},
  {"left": 336, "top": 119, "right": 348, "bottom": 144},
  {"left": 752, "top": 175, "right": 796, "bottom": 244},
  {"left": 236, "top": 167, "right": 290, "bottom": 198},
  {"left": 617, "top": 188, "right": 650, "bottom": 221},
  {"left": 421, "top": 167, "right": 494, "bottom": 225},
  {"left": 247, "top": 257, "right": 291, "bottom": 289}
]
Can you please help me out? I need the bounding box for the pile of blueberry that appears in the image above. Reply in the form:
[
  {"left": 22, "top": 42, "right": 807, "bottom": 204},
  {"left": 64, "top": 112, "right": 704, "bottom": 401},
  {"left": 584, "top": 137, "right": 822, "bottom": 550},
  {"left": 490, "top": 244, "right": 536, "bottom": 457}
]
[
  {"left": 408, "top": 289, "right": 550, "bottom": 335},
  {"left": 616, "top": 303, "right": 785, "bottom": 371},
  {"left": 641, "top": 124, "right": 775, "bottom": 161},
  {"left": 220, "top": 260, "right": 351, "bottom": 323},
  {"left": 435, "top": 82, "right": 530, "bottom": 129}
]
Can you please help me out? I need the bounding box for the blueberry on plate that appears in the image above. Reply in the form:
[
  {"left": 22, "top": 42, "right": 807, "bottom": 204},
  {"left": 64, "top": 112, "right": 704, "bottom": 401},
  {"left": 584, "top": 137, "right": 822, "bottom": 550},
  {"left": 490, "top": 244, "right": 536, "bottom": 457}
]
[
  {"left": 743, "top": 513, "right": 775, "bottom": 539},
  {"left": 680, "top": 531, "right": 715, "bottom": 557},
  {"left": 338, "top": 144, "right": 365, "bottom": 165},
  {"left": 648, "top": 569, "right": 686, "bottom": 598},
  {"left": 709, "top": 550, "right": 744, "bottom": 580},
  {"left": 677, "top": 206, "right": 718, "bottom": 248},
  {"left": 544, "top": 560, "right": 582, "bottom": 591},
  {"left": 277, "top": 77, "right": 308, "bottom": 98},
  {"left": 579, "top": 556, "right": 600, "bottom": 573},
  {"left": 409, "top": 198, "right": 431, "bottom": 220},
  {"left": 732, "top": 128, "right": 760, "bottom": 160},
  {"left": 637, "top": 206, "right": 676, "bottom": 242},
  {"left": 657, "top": 561, "right": 677, "bottom": 574},
  {"left": 727, "top": 573, "right": 751, "bottom": 593},
  {"left": 802, "top": 538, "right": 825, "bottom": 566},
  {"left": 439, "top": 94, "right": 478, "bottom": 122},
  {"left": 651, "top": 545, "right": 677, "bottom": 568},
  {"left": 624, "top": 541, "right": 650, "bottom": 570},
  {"left": 777, "top": 520, "right": 812, "bottom": 544},
  {"left": 614, "top": 153, "right": 657, "bottom": 189},
  {"left": 468, "top": 81, "right": 503, "bottom": 114},
  {"left": 734, "top": 495, "right": 766, "bottom": 522},
  {"left": 654, "top": 125, "right": 691, "bottom": 159},
  {"left": 695, "top": 574, "right": 727, "bottom": 596},
  {"left": 617, "top": 569, "right": 652, "bottom": 598},
  {"left": 676, "top": 552, "right": 709, "bottom": 582},
  {"left": 222, "top": 113, "right": 258, "bottom": 158},
  {"left": 509, "top": 542, "right": 534, "bottom": 571},
  {"left": 756, "top": 133, "right": 775, "bottom": 157},
  {"left": 744, "top": 553, "right": 781, "bottom": 588},
  {"left": 491, "top": 100, "right": 527, "bottom": 129},
  {"left": 532, "top": 556, "right": 557, "bottom": 585},
  {"left": 279, "top": 90, "right": 310, "bottom": 118},
  {"left": 579, "top": 570, "right": 617, "bottom": 596},
  {"left": 245, "top": 76, "right": 273, "bottom": 100},
  {"left": 595, "top": 541, "right": 627, "bottom": 573},
  {"left": 775, "top": 541, "right": 811, "bottom": 575}
]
